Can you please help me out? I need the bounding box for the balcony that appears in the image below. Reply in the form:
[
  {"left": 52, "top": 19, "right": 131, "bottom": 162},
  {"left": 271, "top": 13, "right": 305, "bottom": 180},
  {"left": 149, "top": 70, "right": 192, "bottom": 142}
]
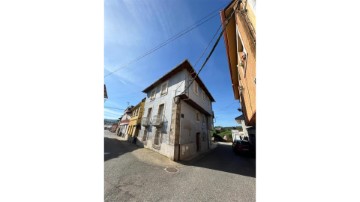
[
  {"left": 152, "top": 115, "right": 164, "bottom": 128},
  {"left": 141, "top": 117, "right": 151, "bottom": 126}
]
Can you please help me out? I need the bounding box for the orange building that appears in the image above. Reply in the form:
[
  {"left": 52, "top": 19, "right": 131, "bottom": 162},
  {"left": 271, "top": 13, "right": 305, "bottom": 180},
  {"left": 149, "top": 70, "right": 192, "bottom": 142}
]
[{"left": 221, "top": 0, "right": 256, "bottom": 139}]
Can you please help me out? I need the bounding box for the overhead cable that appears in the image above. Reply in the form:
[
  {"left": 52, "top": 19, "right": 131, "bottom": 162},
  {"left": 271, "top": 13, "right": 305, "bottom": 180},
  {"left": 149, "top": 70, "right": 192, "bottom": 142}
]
[
  {"left": 182, "top": 1, "right": 240, "bottom": 95},
  {"left": 104, "top": 3, "right": 228, "bottom": 78}
]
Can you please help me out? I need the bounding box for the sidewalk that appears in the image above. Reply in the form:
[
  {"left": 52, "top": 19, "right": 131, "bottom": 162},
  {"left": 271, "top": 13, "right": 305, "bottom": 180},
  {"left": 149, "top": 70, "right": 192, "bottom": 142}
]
[
  {"left": 179, "top": 142, "right": 219, "bottom": 163},
  {"left": 104, "top": 130, "right": 180, "bottom": 168},
  {"left": 105, "top": 130, "right": 221, "bottom": 166},
  {"left": 105, "top": 130, "right": 133, "bottom": 142}
]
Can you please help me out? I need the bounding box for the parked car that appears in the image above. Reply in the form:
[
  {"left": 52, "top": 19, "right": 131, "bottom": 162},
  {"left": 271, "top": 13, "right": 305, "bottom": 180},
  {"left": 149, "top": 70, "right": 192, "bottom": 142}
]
[{"left": 232, "top": 139, "right": 251, "bottom": 155}]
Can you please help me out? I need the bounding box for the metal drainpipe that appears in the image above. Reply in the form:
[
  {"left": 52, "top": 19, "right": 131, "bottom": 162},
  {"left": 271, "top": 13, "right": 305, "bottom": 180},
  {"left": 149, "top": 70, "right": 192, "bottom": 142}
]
[{"left": 178, "top": 100, "right": 182, "bottom": 161}]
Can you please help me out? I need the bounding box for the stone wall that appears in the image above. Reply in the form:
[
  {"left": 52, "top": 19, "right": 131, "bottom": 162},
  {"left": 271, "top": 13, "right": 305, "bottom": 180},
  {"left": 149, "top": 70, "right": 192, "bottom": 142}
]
[{"left": 169, "top": 99, "right": 181, "bottom": 160}]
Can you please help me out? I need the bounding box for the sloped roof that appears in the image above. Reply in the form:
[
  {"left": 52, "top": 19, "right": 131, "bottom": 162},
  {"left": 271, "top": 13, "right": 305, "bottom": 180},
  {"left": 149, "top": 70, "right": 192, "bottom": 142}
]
[
  {"left": 235, "top": 115, "right": 245, "bottom": 121},
  {"left": 104, "top": 84, "right": 108, "bottom": 99},
  {"left": 142, "top": 59, "right": 215, "bottom": 102}
]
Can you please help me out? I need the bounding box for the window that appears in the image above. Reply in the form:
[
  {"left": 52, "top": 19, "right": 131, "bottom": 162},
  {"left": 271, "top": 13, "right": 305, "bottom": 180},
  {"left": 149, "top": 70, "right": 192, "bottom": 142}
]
[
  {"left": 147, "top": 108, "right": 152, "bottom": 121},
  {"left": 160, "top": 82, "right": 168, "bottom": 95},
  {"left": 202, "top": 115, "right": 206, "bottom": 129},
  {"left": 202, "top": 90, "right": 206, "bottom": 100},
  {"left": 248, "top": 0, "right": 256, "bottom": 12},
  {"left": 196, "top": 111, "right": 200, "bottom": 122},
  {"left": 236, "top": 25, "right": 248, "bottom": 76},
  {"left": 157, "top": 104, "right": 164, "bottom": 117},
  {"left": 150, "top": 89, "right": 156, "bottom": 100},
  {"left": 205, "top": 97, "right": 209, "bottom": 106},
  {"left": 193, "top": 81, "right": 199, "bottom": 95}
]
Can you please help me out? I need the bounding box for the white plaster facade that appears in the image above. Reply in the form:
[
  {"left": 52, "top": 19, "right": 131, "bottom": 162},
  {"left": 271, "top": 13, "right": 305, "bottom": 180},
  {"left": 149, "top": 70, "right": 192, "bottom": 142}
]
[
  {"left": 116, "top": 106, "right": 133, "bottom": 138},
  {"left": 138, "top": 60, "right": 215, "bottom": 161}
]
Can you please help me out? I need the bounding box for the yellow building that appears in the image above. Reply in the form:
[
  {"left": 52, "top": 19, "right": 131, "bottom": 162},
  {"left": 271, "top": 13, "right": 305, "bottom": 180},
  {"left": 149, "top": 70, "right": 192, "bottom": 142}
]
[
  {"left": 126, "top": 98, "right": 146, "bottom": 142},
  {"left": 221, "top": 0, "right": 256, "bottom": 142}
]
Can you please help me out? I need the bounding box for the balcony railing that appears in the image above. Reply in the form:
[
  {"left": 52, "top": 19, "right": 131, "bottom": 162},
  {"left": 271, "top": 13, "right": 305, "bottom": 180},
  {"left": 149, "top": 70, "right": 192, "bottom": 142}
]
[
  {"left": 141, "top": 117, "right": 151, "bottom": 126},
  {"left": 152, "top": 115, "right": 164, "bottom": 127}
]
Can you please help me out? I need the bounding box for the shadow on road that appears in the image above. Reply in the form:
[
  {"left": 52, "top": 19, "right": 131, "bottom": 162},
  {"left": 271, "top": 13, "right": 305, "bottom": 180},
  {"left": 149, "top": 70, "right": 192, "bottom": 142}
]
[
  {"left": 104, "top": 137, "right": 143, "bottom": 161},
  {"left": 179, "top": 143, "right": 256, "bottom": 178},
  {"left": 104, "top": 130, "right": 255, "bottom": 177}
]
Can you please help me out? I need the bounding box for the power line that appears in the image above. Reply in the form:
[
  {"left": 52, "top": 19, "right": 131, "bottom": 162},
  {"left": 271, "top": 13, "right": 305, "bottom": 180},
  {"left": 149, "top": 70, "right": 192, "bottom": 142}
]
[
  {"left": 182, "top": 1, "right": 240, "bottom": 95},
  {"left": 193, "top": 23, "right": 223, "bottom": 68},
  {"left": 105, "top": 13, "right": 217, "bottom": 78},
  {"left": 174, "top": 20, "right": 223, "bottom": 94},
  {"left": 217, "top": 101, "right": 239, "bottom": 111},
  {"left": 104, "top": 107, "right": 125, "bottom": 111},
  {"left": 104, "top": 3, "right": 228, "bottom": 78}
]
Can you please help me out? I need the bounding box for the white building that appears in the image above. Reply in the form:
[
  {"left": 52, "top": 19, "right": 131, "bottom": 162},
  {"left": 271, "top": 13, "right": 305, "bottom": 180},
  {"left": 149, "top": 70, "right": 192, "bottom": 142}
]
[
  {"left": 116, "top": 106, "right": 133, "bottom": 138},
  {"left": 138, "top": 60, "right": 215, "bottom": 161}
]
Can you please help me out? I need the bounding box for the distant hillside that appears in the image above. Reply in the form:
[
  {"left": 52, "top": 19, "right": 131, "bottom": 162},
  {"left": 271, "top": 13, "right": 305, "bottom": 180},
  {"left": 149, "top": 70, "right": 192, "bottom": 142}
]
[
  {"left": 215, "top": 126, "right": 243, "bottom": 130},
  {"left": 104, "top": 119, "right": 119, "bottom": 125}
]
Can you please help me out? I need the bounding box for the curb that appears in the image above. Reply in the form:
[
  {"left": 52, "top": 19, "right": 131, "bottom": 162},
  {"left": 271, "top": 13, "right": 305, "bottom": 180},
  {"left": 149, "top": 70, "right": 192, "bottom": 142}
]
[{"left": 179, "top": 143, "right": 219, "bottom": 163}]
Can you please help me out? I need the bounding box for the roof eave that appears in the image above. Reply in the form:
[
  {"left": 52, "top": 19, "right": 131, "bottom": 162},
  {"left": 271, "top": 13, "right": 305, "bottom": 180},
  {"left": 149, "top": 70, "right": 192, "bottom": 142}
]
[
  {"left": 142, "top": 60, "right": 216, "bottom": 102},
  {"left": 221, "top": 3, "right": 240, "bottom": 100}
]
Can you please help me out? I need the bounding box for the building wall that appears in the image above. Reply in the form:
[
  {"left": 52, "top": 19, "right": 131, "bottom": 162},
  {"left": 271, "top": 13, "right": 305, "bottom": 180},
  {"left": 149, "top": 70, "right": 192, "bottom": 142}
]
[
  {"left": 186, "top": 73, "right": 213, "bottom": 115},
  {"left": 128, "top": 100, "right": 145, "bottom": 138},
  {"left": 222, "top": 0, "right": 256, "bottom": 126},
  {"left": 139, "top": 69, "right": 186, "bottom": 158},
  {"left": 179, "top": 101, "right": 210, "bottom": 159},
  {"left": 117, "top": 113, "right": 131, "bottom": 137},
  {"left": 118, "top": 124, "right": 128, "bottom": 136},
  {"left": 139, "top": 68, "right": 213, "bottom": 160},
  {"left": 235, "top": 6, "right": 256, "bottom": 125},
  {"left": 110, "top": 124, "right": 118, "bottom": 133}
]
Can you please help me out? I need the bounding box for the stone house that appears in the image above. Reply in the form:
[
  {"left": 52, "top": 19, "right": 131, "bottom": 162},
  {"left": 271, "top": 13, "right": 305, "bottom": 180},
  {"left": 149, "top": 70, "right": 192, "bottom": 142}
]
[{"left": 138, "top": 60, "right": 215, "bottom": 161}]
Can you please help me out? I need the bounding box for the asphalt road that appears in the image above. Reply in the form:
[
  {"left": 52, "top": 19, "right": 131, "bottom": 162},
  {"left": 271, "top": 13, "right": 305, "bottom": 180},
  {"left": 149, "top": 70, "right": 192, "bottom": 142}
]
[{"left": 104, "top": 130, "right": 255, "bottom": 202}]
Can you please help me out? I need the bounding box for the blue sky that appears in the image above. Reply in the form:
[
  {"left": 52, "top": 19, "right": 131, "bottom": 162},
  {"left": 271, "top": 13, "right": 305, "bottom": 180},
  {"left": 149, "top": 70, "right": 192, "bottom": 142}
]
[{"left": 104, "top": 0, "right": 242, "bottom": 127}]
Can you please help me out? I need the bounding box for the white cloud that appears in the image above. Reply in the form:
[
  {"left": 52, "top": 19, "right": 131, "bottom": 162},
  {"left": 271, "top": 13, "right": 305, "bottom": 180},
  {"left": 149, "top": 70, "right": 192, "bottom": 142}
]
[
  {"left": 105, "top": 66, "right": 145, "bottom": 89},
  {"left": 104, "top": 108, "right": 122, "bottom": 119},
  {"left": 104, "top": 108, "right": 121, "bottom": 114}
]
